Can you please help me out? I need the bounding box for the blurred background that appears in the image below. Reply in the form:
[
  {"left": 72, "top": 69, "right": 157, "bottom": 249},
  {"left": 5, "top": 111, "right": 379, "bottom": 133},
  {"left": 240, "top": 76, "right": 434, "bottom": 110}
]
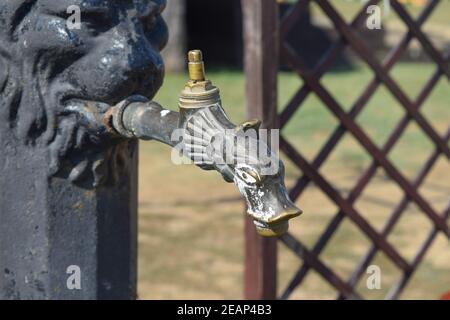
[{"left": 137, "top": 0, "right": 449, "bottom": 299}]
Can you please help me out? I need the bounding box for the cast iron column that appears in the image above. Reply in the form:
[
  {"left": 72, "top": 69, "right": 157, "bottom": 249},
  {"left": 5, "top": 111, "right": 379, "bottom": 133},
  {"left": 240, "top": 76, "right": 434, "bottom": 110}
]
[{"left": 0, "top": 1, "right": 167, "bottom": 299}]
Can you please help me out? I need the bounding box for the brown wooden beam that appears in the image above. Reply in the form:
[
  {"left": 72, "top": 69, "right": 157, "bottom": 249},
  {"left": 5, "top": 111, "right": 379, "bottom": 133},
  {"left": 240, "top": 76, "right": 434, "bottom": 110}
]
[{"left": 242, "top": 0, "right": 279, "bottom": 300}]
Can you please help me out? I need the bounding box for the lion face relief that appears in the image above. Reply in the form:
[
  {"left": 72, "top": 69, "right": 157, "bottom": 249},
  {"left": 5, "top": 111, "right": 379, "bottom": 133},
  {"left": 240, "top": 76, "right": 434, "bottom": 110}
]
[{"left": 0, "top": 0, "right": 168, "bottom": 187}]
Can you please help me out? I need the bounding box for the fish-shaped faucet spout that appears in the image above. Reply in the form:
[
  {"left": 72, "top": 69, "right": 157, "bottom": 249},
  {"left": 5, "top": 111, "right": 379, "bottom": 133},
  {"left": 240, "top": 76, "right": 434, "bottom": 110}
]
[{"left": 109, "top": 50, "right": 302, "bottom": 236}]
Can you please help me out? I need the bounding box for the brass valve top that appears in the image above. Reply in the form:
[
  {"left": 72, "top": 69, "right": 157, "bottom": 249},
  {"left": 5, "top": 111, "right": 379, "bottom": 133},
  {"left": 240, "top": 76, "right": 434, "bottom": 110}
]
[
  {"left": 179, "top": 50, "right": 220, "bottom": 108},
  {"left": 188, "top": 50, "right": 206, "bottom": 81}
]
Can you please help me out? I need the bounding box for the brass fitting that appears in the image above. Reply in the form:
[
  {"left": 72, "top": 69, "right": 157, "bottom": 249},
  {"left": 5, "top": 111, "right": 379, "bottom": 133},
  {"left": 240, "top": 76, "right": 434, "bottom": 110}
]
[
  {"left": 187, "top": 50, "right": 206, "bottom": 81},
  {"left": 179, "top": 50, "right": 220, "bottom": 109}
]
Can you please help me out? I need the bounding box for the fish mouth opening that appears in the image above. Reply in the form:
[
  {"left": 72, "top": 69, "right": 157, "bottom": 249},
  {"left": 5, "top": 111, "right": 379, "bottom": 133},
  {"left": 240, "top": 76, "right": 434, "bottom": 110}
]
[
  {"left": 250, "top": 207, "right": 303, "bottom": 237},
  {"left": 254, "top": 220, "right": 289, "bottom": 237}
]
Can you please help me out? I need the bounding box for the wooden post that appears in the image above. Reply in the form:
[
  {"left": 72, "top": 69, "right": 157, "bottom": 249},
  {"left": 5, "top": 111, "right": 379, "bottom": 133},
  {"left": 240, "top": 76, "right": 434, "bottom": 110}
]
[{"left": 242, "top": 0, "right": 279, "bottom": 300}]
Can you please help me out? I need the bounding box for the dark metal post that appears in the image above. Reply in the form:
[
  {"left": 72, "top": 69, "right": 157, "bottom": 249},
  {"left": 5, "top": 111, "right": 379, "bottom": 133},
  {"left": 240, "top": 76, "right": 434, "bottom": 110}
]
[
  {"left": 242, "top": 0, "right": 279, "bottom": 300},
  {"left": 0, "top": 141, "right": 138, "bottom": 299},
  {"left": 0, "top": 1, "right": 167, "bottom": 299}
]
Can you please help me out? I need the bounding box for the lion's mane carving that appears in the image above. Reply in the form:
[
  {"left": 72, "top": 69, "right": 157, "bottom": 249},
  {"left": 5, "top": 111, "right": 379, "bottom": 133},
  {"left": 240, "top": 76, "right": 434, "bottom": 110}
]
[{"left": 0, "top": 0, "right": 167, "bottom": 187}]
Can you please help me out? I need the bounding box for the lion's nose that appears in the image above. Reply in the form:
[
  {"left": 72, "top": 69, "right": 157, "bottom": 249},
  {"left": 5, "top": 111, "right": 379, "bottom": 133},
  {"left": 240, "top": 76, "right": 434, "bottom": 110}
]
[{"left": 254, "top": 206, "right": 302, "bottom": 237}]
